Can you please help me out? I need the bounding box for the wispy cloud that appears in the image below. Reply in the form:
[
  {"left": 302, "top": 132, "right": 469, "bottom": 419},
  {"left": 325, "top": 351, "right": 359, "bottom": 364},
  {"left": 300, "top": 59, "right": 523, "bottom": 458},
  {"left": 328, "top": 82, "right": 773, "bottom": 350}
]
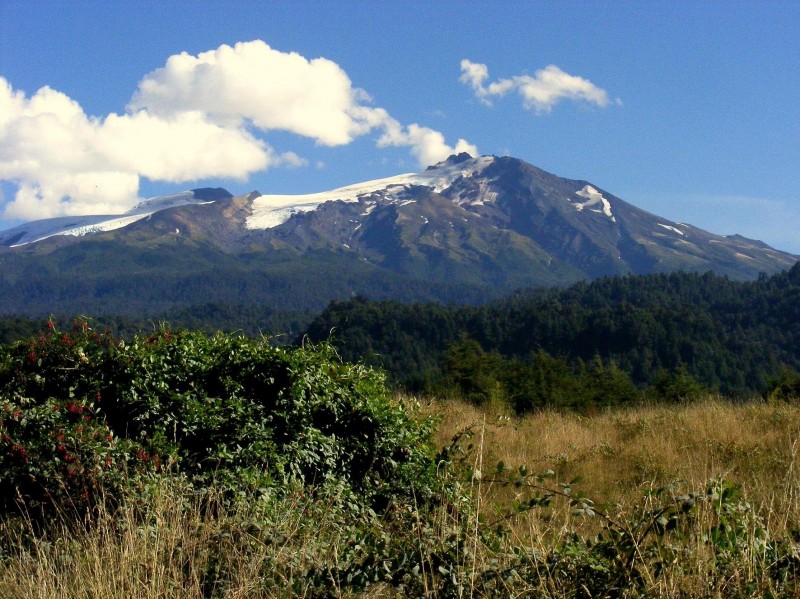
[
  {"left": 0, "top": 41, "right": 476, "bottom": 220},
  {"left": 460, "top": 59, "right": 617, "bottom": 114}
]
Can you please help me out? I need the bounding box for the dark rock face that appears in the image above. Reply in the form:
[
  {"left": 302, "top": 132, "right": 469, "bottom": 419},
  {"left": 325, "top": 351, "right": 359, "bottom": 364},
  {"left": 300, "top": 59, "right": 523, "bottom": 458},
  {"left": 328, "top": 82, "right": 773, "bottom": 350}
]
[{"left": 190, "top": 188, "right": 234, "bottom": 201}]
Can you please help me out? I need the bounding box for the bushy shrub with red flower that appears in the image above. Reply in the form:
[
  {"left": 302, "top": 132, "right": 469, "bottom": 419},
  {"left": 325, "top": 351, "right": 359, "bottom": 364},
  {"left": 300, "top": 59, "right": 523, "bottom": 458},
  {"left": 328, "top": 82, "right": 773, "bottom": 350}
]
[{"left": 0, "top": 319, "right": 436, "bottom": 517}]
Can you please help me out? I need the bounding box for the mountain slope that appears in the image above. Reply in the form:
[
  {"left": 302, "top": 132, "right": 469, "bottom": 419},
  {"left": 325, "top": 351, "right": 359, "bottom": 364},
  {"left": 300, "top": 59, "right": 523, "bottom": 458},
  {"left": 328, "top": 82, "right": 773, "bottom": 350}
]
[
  {"left": 0, "top": 155, "right": 796, "bottom": 316},
  {"left": 240, "top": 153, "right": 796, "bottom": 282}
]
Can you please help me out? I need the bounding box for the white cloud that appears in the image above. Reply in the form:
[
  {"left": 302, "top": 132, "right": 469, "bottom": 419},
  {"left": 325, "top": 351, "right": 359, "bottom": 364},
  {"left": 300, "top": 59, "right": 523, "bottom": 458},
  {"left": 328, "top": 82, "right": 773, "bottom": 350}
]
[
  {"left": 128, "top": 41, "right": 477, "bottom": 166},
  {"left": 460, "top": 59, "right": 615, "bottom": 113},
  {"left": 5, "top": 174, "right": 141, "bottom": 220},
  {"left": 459, "top": 60, "right": 492, "bottom": 105},
  {"left": 0, "top": 76, "right": 275, "bottom": 219},
  {"left": 378, "top": 122, "right": 478, "bottom": 168},
  {"left": 129, "top": 41, "right": 386, "bottom": 146},
  {"left": 277, "top": 152, "right": 309, "bottom": 169},
  {"left": 98, "top": 111, "right": 274, "bottom": 182},
  {"left": 0, "top": 41, "right": 475, "bottom": 221}
]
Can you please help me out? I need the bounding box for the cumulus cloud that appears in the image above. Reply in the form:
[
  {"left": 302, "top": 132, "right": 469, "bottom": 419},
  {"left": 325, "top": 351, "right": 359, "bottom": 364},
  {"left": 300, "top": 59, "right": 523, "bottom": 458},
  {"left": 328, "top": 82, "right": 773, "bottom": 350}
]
[
  {"left": 378, "top": 121, "right": 478, "bottom": 168},
  {"left": 129, "top": 41, "right": 474, "bottom": 164},
  {"left": 129, "top": 41, "right": 386, "bottom": 146},
  {"left": 460, "top": 59, "right": 615, "bottom": 113},
  {"left": 0, "top": 41, "right": 475, "bottom": 220},
  {"left": 0, "top": 75, "right": 289, "bottom": 219}
]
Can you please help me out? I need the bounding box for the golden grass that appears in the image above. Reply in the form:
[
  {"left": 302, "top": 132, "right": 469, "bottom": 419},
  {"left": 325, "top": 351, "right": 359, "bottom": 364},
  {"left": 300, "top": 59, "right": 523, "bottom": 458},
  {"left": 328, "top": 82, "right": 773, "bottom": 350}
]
[
  {"left": 426, "top": 396, "right": 800, "bottom": 532},
  {"left": 2, "top": 396, "right": 800, "bottom": 597},
  {"left": 424, "top": 395, "right": 800, "bottom": 597},
  {"left": 0, "top": 480, "right": 366, "bottom": 599}
]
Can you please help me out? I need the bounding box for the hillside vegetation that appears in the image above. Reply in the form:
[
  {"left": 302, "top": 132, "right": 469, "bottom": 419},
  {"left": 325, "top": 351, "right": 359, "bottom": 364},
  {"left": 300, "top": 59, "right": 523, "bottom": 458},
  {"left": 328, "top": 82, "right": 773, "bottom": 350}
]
[
  {"left": 1, "top": 322, "right": 800, "bottom": 597},
  {"left": 5, "top": 264, "right": 800, "bottom": 403},
  {"left": 0, "top": 239, "right": 494, "bottom": 317},
  {"left": 305, "top": 263, "right": 800, "bottom": 398}
]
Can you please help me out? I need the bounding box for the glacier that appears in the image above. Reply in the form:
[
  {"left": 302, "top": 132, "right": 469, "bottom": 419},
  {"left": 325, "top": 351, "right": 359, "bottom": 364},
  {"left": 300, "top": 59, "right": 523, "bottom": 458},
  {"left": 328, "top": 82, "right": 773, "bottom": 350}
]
[{"left": 246, "top": 155, "right": 497, "bottom": 230}]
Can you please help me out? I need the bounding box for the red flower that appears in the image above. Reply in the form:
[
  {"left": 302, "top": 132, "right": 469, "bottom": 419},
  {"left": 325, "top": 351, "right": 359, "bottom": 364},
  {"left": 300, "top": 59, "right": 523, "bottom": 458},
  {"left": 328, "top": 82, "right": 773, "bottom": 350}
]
[{"left": 11, "top": 444, "right": 27, "bottom": 462}]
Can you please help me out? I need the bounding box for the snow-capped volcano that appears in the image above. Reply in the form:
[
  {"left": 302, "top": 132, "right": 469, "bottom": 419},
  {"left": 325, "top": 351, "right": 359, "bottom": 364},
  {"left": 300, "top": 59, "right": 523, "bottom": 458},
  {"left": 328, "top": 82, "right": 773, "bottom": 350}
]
[{"left": 0, "top": 154, "right": 796, "bottom": 317}]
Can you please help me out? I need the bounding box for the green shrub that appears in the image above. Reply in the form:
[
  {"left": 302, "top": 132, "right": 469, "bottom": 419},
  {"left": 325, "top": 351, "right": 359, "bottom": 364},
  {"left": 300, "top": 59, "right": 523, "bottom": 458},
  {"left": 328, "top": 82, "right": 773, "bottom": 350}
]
[
  {"left": 0, "top": 320, "right": 437, "bottom": 516},
  {"left": 766, "top": 365, "right": 800, "bottom": 401},
  {"left": 439, "top": 335, "right": 504, "bottom": 406},
  {"left": 651, "top": 364, "right": 708, "bottom": 402},
  {"left": 0, "top": 320, "right": 146, "bottom": 513}
]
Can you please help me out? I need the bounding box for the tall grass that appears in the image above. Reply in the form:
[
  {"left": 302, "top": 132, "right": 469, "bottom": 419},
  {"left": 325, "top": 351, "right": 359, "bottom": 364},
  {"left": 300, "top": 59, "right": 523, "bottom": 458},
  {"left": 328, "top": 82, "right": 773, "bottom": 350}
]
[
  {"left": 2, "top": 396, "right": 800, "bottom": 597},
  {"left": 0, "top": 477, "right": 382, "bottom": 598},
  {"left": 428, "top": 395, "right": 800, "bottom": 596},
  {"left": 429, "top": 396, "right": 800, "bottom": 531}
]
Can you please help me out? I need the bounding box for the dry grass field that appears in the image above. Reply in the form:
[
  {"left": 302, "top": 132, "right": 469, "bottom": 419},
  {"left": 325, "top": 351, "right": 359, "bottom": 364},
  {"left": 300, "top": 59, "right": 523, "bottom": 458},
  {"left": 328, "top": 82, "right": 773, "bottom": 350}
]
[
  {"left": 2, "top": 396, "right": 800, "bottom": 597},
  {"left": 430, "top": 396, "right": 800, "bottom": 528}
]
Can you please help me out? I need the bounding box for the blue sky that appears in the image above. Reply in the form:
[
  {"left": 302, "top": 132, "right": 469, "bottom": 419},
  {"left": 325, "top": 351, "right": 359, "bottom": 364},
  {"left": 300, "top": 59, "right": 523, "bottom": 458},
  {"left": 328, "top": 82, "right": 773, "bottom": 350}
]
[{"left": 1, "top": 1, "right": 799, "bottom": 252}]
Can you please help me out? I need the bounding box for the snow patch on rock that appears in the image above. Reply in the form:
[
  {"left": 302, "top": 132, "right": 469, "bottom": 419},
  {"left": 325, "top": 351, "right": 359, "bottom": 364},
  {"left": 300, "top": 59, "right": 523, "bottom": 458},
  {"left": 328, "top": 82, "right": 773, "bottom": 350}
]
[
  {"left": 572, "top": 185, "right": 616, "bottom": 222},
  {"left": 0, "top": 190, "right": 218, "bottom": 247},
  {"left": 4, "top": 213, "right": 152, "bottom": 247},
  {"left": 657, "top": 223, "right": 685, "bottom": 236}
]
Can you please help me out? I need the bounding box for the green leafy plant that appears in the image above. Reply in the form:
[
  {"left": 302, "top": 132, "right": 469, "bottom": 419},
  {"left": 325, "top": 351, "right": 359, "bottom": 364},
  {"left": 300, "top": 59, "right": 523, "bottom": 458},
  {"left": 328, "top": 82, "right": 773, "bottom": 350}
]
[{"left": 0, "top": 320, "right": 438, "bottom": 516}]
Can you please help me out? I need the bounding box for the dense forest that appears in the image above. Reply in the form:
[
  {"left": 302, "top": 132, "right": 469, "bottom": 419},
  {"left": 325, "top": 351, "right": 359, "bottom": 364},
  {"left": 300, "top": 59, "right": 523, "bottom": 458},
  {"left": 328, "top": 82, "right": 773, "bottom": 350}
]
[
  {"left": 3, "top": 263, "right": 800, "bottom": 410},
  {"left": 303, "top": 263, "right": 800, "bottom": 405}
]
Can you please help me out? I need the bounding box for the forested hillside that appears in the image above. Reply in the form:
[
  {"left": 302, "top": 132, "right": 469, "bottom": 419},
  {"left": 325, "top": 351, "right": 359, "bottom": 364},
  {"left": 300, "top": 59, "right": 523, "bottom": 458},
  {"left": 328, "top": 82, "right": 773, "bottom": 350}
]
[{"left": 304, "top": 263, "right": 800, "bottom": 402}]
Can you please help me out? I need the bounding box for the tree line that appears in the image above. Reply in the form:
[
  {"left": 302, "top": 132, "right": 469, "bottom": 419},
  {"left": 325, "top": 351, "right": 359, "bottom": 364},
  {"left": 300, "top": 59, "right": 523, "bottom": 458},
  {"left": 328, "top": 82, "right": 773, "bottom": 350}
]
[
  {"left": 4, "top": 263, "right": 800, "bottom": 409},
  {"left": 303, "top": 263, "right": 800, "bottom": 406}
]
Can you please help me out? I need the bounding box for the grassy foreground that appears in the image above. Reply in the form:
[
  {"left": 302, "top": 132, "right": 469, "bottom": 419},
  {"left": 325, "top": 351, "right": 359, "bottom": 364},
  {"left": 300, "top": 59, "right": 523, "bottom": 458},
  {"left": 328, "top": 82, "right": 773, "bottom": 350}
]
[
  {"left": 430, "top": 396, "right": 800, "bottom": 525},
  {"left": 2, "top": 396, "right": 800, "bottom": 597}
]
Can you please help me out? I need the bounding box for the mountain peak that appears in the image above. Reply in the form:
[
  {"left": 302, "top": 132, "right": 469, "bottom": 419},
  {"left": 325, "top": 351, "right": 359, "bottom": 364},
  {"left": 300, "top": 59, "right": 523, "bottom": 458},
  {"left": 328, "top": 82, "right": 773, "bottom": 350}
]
[
  {"left": 190, "top": 187, "right": 233, "bottom": 201},
  {"left": 427, "top": 152, "right": 475, "bottom": 170}
]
